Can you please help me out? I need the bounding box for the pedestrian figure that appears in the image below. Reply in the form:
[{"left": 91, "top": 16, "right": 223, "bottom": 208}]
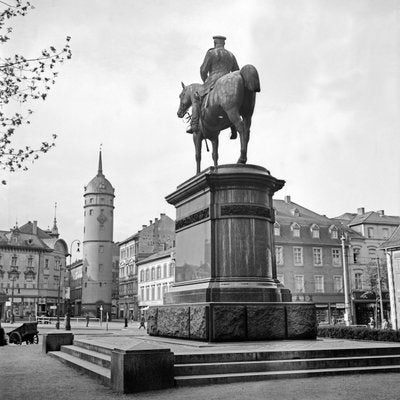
[
  {"left": 368, "top": 316, "right": 375, "bottom": 329},
  {"left": 138, "top": 314, "right": 146, "bottom": 330},
  {"left": 382, "top": 318, "right": 389, "bottom": 329},
  {"left": 86, "top": 314, "right": 90, "bottom": 327}
]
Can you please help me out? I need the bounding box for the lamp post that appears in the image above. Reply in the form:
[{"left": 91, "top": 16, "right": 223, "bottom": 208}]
[
  {"left": 9, "top": 272, "right": 18, "bottom": 324},
  {"left": 56, "top": 262, "right": 62, "bottom": 329},
  {"left": 65, "top": 240, "right": 80, "bottom": 331},
  {"left": 341, "top": 234, "right": 351, "bottom": 326}
]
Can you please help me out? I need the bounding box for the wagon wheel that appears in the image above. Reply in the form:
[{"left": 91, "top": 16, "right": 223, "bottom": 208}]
[
  {"left": 9, "top": 332, "right": 22, "bottom": 345},
  {"left": 33, "top": 334, "right": 39, "bottom": 344}
]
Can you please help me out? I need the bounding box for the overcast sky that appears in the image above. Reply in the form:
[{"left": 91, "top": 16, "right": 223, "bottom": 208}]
[{"left": 1, "top": 0, "right": 399, "bottom": 254}]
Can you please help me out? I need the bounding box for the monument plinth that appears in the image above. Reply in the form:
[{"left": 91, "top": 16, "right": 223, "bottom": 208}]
[{"left": 148, "top": 164, "right": 317, "bottom": 341}]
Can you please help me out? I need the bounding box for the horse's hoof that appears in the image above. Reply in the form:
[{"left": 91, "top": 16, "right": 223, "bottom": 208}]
[{"left": 237, "top": 158, "right": 247, "bottom": 164}]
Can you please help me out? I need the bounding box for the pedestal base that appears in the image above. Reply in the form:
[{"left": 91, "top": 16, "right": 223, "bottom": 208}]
[{"left": 148, "top": 302, "right": 317, "bottom": 342}]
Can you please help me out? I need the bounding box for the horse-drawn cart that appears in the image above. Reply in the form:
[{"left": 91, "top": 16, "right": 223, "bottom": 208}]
[{"left": 7, "top": 322, "right": 39, "bottom": 345}]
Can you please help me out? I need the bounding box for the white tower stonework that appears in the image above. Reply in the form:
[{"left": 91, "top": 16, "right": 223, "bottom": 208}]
[{"left": 82, "top": 151, "right": 115, "bottom": 318}]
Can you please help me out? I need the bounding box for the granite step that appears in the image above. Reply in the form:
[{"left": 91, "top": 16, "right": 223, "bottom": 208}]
[
  {"left": 175, "top": 354, "right": 400, "bottom": 376},
  {"left": 174, "top": 364, "right": 400, "bottom": 386},
  {"left": 48, "top": 350, "right": 111, "bottom": 385},
  {"left": 174, "top": 346, "right": 400, "bottom": 364},
  {"left": 72, "top": 339, "right": 113, "bottom": 356},
  {"left": 60, "top": 344, "right": 111, "bottom": 369}
]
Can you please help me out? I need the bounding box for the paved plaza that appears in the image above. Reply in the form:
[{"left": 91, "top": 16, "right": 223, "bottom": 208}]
[{"left": 2, "top": 321, "right": 400, "bottom": 399}]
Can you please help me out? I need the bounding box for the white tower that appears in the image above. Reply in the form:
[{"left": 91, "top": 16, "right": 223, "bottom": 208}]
[{"left": 82, "top": 150, "right": 115, "bottom": 318}]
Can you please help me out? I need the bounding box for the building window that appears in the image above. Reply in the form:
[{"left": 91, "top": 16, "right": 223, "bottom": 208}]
[
  {"left": 311, "top": 225, "right": 320, "bottom": 239},
  {"left": 89, "top": 209, "right": 93, "bottom": 216},
  {"left": 291, "top": 223, "right": 300, "bottom": 238},
  {"left": 313, "top": 248, "right": 322, "bottom": 266},
  {"left": 157, "top": 266, "right": 161, "bottom": 279},
  {"left": 274, "top": 223, "right": 280, "bottom": 236},
  {"left": 332, "top": 249, "right": 341, "bottom": 266},
  {"left": 151, "top": 268, "right": 155, "bottom": 280},
  {"left": 330, "top": 226, "right": 338, "bottom": 239},
  {"left": 277, "top": 274, "right": 284, "bottom": 285},
  {"left": 90, "top": 198, "right": 93, "bottom": 203},
  {"left": 275, "top": 246, "right": 284, "bottom": 265},
  {"left": 11, "top": 255, "right": 17, "bottom": 266},
  {"left": 314, "top": 275, "right": 324, "bottom": 293},
  {"left": 146, "top": 269, "right": 150, "bottom": 281},
  {"left": 354, "top": 272, "right": 363, "bottom": 290},
  {"left": 368, "top": 248, "right": 377, "bottom": 260},
  {"left": 157, "top": 285, "right": 161, "bottom": 300},
  {"left": 169, "top": 262, "right": 174, "bottom": 277},
  {"left": 146, "top": 286, "right": 149, "bottom": 300},
  {"left": 333, "top": 275, "right": 343, "bottom": 293},
  {"left": 294, "top": 275, "right": 304, "bottom": 293},
  {"left": 140, "top": 288, "right": 144, "bottom": 301},
  {"left": 382, "top": 228, "right": 389, "bottom": 239},
  {"left": 140, "top": 270, "right": 144, "bottom": 282},
  {"left": 163, "top": 263, "right": 167, "bottom": 278},
  {"left": 99, "top": 245, "right": 104, "bottom": 253},
  {"left": 353, "top": 248, "right": 360, "bottom": 264},
  {"left": 151, "top": 286, "right": 155, "bottom": 300},
  {"left": 293, "top": 247, "right": 303, "bottom": 266},
  {"left": 367, "top": 227, "right": 374, "bottom": 238}
]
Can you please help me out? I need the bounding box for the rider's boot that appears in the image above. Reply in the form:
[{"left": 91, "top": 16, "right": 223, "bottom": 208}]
[
  {"left": 230, "top": 125, "right": 237, "bottom": 139},
  {"left": 187, "top": 92, "right": 201, "bottom": 134}
]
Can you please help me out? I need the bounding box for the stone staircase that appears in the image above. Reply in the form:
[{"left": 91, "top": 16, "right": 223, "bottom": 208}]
[{"left": 49, "top": 339, "right": 400, "bottom": 388}]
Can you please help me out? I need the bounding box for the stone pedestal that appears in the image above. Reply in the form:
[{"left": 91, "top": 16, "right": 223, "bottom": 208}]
[{"left": 150, "top": 164, "right": 316, "bottom": 341}]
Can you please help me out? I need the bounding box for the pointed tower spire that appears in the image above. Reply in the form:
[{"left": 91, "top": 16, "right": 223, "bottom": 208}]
[
  {"left": 51, "top": 202, "right": 59, "bottom": 237},
  {"left": 98, "top": 144, "right": 103, "bottom": 176}
]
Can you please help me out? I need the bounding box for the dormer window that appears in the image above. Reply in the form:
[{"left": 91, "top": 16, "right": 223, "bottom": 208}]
[
  {"left": 274, "top": 222, "right": 280, "bottom": 236},
  {"left": 329, "top": 225, "right": 339, "bottom": 239},
  {"left": 291, "top": 223, "right": 300, "bottom": 237},
  {"left": 310, "top": 224, "right": 320, "bottom": 239},
  {"left": 291, "top": 208, "right": 300, "bottom": 217}
]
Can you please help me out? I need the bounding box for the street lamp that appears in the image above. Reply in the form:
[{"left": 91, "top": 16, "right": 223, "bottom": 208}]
[
  {"left": 65, "top": 240, "right": 81, "bottom": 331},
  {"left": 341, "top": 234, "right": 351, "bottom": 326},
  {"left": 9, "top": 269, "right": 19, "bottom": 324}
]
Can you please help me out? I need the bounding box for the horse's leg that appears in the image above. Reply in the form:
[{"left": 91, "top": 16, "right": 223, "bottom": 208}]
[
  {"left": 193, "top": 132, "right": 202, "bottom": 174},
  {"left": 225, "top": 107, "right": 247, "bottom": 164},
  {"left": 211, "top": 136, "right": 219, "bottom": 168}
]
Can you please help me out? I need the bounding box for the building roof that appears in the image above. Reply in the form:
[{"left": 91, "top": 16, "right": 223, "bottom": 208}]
[
  {"left": 84, "top": 151, "right": 114, "bottom": 195},
  {"left": 380, "top": 226, "right": 400, "bottom": 250},
  {"left": 137, "top": 247, "right": 175, "bottom": 265},
  {"left": 345, "top": 210, "right": 400, "bottom": 227},
  {"left": 274, "top": 198, "right": 336, "bottom": 226},
  {"left": 0, "top": 225, "right": 52, "bottom": 251}
]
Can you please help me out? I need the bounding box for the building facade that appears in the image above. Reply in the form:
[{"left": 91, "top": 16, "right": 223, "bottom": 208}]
[
  {"left": 118, "top": 214, "right": 175, "bottom": 319},
  {"left": 336, "top": 208, "right": 400, "bottom": 325},
  {"left": 81, "top": 151, "right": 115, "bottom": 318},
  {"left": 274, "top": 196, "right": 345, "bottom": 324},
  {"left": 381, "top": 226, "right": 400, "bottom": 329},
  {"left": 137, "top": 248, "right": 175, "bottom": 311},
  {"left": 0, "top": 220, "right": 68, "bottom": 321}
]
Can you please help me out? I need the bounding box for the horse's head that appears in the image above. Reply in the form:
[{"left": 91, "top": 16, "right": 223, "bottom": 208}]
[{"left": 177, "top": 82, "right": 192, "bottom": 118}]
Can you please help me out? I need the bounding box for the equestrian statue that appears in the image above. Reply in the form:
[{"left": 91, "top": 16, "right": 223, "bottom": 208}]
[{"left": 177, "top": 35, "right": 260, "bottom": 174}]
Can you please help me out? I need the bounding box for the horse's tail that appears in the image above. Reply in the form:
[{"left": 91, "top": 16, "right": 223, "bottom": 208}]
[{"left": 240, "top": 64, "right": 260, "bottom": 92}]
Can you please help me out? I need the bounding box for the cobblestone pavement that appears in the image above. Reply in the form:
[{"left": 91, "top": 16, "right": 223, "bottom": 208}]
[{"left": 2, "top": 324, "right": 400, "bottom": 400}]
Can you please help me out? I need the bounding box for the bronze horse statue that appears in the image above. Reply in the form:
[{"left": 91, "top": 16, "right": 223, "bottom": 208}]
[{"left": 177, "top": 64, "right": 261, "bottom": 174}]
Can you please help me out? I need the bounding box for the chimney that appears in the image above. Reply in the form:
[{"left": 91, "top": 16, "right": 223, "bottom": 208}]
[
  {"left": 357, "top": 207, "right": 365, "bottom": 215},
  {"left": 149, "top": 220, "right": 153, "bottom": 225},
  {"left": 284, "top": 195, "right": 291, "bottom": 204},
  {"left": 142, "top": 225, "right": 147, "bottom": 229},
  {"left": 33, "top": 220, "right": 38, "bottom": 235},
  {"left": 377, "top": 210, "right": 385, "bottom": 216},
  {"left": 160, "top": 213, "right": 165, "bottom": 217},
  {"left": 155, "top": 217, "right": 158, "bottom": 222}
]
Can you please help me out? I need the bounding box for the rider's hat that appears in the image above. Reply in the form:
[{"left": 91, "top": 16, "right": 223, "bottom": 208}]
[{"left": 213, "top": 35, "right": 226, "bottom": 44}]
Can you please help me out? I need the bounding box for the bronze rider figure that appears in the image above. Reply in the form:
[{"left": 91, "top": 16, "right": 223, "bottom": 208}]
[{"left": 187, "top": 36, "right": 239, "bottom": 139}]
